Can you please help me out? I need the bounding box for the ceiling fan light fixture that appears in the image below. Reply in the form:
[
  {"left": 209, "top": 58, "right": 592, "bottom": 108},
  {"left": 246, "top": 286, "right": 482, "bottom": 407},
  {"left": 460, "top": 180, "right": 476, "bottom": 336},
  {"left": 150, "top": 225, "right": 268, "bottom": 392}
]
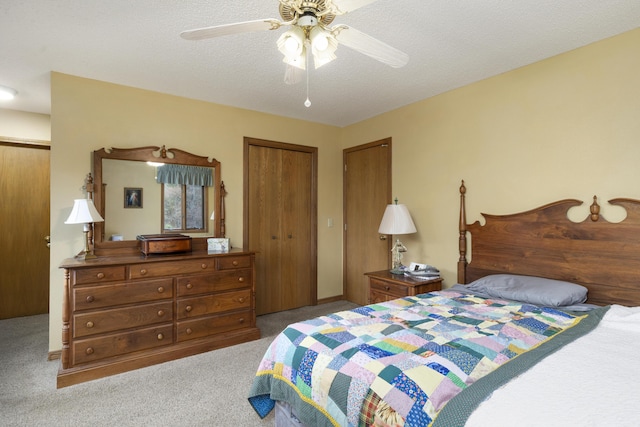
[
  {"left": 278, "top": 27, "right": 304, "bottom": 54},
  {"left": 310, "top": 26, "right": 337, "bottom": 68},
  {"left": 278, "top": 26, "right": 307, "bottom": 69},
  {"left": 0, "top": 85, "right": 18, "bottom": 101},
  {"left": 284, "top": 52, "right": 307, "bottom": 70},
  {"left": 310, "top": 26, "right": 329, "bottom": 51}
]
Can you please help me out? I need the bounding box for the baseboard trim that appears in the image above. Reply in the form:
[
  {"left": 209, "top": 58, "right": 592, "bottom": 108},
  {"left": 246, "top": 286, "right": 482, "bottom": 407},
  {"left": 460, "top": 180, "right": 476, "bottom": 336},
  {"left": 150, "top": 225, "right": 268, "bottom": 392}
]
[
  {"left": 48, "top": 350, "right": 61, "bottom": 361},
  {"left": 317, "top": 295, "right": 345, "bottom": 305}
]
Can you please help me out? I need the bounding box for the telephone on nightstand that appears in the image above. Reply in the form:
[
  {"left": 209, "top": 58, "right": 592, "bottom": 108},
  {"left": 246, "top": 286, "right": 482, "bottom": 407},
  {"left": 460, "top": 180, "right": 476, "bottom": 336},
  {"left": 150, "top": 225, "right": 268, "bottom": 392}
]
[{"left": 406, "top": 262, "right": 440, "bottom": 279}]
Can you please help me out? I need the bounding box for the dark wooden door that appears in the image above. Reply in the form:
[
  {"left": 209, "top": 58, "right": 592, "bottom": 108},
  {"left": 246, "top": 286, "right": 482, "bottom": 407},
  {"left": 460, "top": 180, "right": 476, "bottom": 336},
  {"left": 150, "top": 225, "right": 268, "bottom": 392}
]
[
  {"left": 0, "top": 140, "right": 51, "bottom": 319},
  {"left": 343, "top": 139, "right": 392, "bottom": 305},
  {"left": 245, "top": 138, "right": 317, "bottom": 315}
]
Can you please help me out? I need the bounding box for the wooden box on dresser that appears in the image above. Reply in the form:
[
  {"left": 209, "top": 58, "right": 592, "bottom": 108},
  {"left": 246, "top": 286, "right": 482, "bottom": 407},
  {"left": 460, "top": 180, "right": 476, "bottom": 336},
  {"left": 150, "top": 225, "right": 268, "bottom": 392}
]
[
  {"left": 366, "top": 270, "right": 443, "bottom": 304},
  {"left": 58, "top": 248, "right": 259, "bottom": 388}
]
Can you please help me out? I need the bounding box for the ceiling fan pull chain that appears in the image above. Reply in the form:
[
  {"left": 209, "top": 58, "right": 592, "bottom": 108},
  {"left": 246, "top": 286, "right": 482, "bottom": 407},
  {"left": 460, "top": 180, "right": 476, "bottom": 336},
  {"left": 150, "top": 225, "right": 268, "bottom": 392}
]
[{"left": 304, "top": 41, "right": 311, "bottom": 108}]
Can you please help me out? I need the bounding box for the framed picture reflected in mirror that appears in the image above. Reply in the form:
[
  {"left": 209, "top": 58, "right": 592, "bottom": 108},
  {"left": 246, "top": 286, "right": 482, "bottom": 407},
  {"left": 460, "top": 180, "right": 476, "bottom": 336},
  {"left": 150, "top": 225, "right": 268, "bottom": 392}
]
[{"left": 124, "top": 187, "right": 143, "bottom": 209}]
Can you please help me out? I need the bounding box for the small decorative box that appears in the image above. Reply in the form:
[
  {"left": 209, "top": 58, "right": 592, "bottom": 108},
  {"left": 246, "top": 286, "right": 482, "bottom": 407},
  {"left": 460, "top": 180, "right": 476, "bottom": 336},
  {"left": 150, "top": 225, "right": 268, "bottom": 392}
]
[
  {"left": 207, "top": 237, "right": 230, "bottom": 252},
  {"left": 137, "top": 234, "right": 192, "bottom": 255}
]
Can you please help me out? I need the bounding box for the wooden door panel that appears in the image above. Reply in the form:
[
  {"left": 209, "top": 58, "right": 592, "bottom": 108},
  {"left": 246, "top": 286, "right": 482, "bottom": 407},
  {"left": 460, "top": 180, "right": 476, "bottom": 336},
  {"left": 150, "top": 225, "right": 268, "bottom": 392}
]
[
  {"left": 0, "top": 142, "right": 50, "bottom": 319},
  {"left": 248, "top": 145, "right": 283, "bottom": 315},
  {"left": 246, "top": 139, "right": 317, "bottom": 316},
  {"left": 281, "top": 149, "right": 313, "bottom": 310},
  {"left": 344, "top": 140, "right": 391, "bottom": 305}
]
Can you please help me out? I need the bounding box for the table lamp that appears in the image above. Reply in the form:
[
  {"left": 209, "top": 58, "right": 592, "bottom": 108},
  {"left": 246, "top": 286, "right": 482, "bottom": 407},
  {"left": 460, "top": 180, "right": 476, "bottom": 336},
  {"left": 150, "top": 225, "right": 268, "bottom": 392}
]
[
  {"left": 378, "top": 199, "right": 417, "bottom": 274},
  {"left": 65, "top": 198, "right": 105, "bottom": 260}
]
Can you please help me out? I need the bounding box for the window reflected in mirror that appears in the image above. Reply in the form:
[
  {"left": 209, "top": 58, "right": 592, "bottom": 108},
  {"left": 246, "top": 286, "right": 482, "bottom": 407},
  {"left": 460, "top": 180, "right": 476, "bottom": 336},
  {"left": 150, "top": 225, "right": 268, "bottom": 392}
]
[{"left": 162, "top": 183, "right": 206, "bottom": 232}]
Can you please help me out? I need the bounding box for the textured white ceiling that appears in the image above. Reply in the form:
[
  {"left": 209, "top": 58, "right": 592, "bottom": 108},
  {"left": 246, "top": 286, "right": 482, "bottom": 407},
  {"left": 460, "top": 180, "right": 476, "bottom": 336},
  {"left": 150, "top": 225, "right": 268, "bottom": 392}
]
[{"left": 0, "top": 0, "right": 639, "bottom": 127}]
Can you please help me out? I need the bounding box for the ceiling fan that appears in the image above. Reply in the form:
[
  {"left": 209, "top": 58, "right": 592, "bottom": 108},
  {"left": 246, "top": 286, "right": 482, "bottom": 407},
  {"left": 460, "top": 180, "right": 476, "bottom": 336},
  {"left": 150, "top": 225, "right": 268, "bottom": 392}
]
[{"left": 180, "top": 0, "right": 410, "bottom": 74}]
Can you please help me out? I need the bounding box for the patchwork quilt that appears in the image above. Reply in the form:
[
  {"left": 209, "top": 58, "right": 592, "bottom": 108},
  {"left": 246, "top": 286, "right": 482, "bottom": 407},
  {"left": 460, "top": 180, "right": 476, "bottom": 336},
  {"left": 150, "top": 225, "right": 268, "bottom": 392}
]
[{"left": 248, "top": 291, "right": 594, "bottom": 427}]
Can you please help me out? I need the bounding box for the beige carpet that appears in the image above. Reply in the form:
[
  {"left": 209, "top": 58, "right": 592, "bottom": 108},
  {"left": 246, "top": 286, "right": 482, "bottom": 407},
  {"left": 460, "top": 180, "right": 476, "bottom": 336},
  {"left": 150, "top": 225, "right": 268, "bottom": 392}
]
[{"left": 0, "top": 301, "right": 358, "bottom": 427}]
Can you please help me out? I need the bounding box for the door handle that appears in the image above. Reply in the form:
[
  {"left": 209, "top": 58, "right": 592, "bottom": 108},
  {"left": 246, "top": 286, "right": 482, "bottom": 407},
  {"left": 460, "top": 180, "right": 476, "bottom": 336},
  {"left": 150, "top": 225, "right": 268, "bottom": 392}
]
[
  {"left": 45, "top": 235, "right": 51, "bottom": 248},
  {"left": 379, "top": 235, "right": 387, "bottom": 240}
]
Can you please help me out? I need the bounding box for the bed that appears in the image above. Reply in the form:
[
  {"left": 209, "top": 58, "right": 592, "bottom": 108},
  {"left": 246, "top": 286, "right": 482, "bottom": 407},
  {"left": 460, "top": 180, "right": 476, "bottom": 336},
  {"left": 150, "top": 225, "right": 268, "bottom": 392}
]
[{"left": 248, "top": 181, "right": 640, "bottom": 426}]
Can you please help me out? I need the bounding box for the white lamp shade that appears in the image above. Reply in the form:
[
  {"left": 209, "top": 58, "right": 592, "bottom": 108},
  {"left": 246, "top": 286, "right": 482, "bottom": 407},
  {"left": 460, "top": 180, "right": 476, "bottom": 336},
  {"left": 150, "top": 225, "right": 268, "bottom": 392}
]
[
  {"left": 378, "top": 204, "right": 417, "bottom": 235},
  {"left": 65, "top": 199, "right": 104, "bottom": 224},
  {"left": 277, "top": 26, "right": 307, "bottom": 70}
]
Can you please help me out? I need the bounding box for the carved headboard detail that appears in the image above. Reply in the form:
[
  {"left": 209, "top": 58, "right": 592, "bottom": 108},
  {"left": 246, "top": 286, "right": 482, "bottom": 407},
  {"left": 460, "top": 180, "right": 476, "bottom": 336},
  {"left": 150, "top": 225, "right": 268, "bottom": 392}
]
[{"left": 458, "top": 180, "right": 640, "bottom": 306}]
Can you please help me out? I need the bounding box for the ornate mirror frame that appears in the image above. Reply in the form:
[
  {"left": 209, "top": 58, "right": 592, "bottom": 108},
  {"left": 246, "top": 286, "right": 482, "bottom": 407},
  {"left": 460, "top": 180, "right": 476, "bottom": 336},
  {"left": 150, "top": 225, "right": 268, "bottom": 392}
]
[{"left": 92, "top": 145, "right": 224, "bottom": 249}]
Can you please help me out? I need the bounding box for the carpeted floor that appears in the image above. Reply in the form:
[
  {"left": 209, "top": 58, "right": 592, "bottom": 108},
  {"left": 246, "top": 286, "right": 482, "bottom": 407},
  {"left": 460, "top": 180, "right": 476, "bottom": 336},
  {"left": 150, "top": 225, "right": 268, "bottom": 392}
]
[{"left": 0, "top": 300, "right": 358, "bottom": 427}]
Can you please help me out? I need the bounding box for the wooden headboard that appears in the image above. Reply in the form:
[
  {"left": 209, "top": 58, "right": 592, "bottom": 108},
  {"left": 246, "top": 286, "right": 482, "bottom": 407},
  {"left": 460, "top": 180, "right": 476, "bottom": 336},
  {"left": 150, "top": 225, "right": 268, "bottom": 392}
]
[{"left": 457, "top": 181, "right": 640, "bottom": 307}]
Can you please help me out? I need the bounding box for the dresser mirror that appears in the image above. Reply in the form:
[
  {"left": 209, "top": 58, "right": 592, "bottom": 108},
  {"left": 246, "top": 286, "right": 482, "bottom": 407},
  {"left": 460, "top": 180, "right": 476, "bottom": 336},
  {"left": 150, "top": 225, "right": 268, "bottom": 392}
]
[{"left": 92, "top": 145, "right": 224, "bottom": 247}]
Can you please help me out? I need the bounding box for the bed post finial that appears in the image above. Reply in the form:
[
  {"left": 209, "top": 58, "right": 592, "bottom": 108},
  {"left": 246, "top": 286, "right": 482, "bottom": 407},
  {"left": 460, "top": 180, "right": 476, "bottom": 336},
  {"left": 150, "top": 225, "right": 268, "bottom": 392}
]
[
  {"left": 458, "top": 180, "right": 468, "bottom": 283},
  {"left": 590, "top": 195, "right": 600, "bottom": 222}
]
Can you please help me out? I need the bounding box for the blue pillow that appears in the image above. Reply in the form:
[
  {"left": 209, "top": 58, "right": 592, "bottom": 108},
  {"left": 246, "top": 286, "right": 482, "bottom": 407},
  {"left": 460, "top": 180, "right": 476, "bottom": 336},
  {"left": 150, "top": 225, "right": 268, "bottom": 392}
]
[{"left": 466, "top": 274, "right": 588, "bottom": 307}]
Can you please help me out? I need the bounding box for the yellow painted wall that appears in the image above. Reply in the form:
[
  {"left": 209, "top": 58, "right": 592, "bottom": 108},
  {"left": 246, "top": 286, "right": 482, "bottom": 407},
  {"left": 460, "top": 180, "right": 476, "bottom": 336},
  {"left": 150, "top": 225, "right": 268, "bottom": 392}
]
[
  {"left": 340, "top": 28, "right": 640, "bottom": 288},
  {"left": 0, "top": 108, "right": 50, "bottom": 141},
  {"left": 49, "top": 73, "right": 344, "bottom": 351},
  {"left": 3, "top": 28, "right": 638, "bottom": 353}
]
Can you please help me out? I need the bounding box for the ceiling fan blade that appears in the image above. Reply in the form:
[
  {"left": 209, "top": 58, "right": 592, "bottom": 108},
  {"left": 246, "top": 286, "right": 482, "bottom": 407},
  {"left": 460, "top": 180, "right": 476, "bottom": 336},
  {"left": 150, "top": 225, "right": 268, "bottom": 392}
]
[
  {"left": 181, "top": 19, "right": 283, "bottom": 40},
  {"left": 333, "top": 25, "right": 409, "bottom": 68},
  {"left": 332, "top": 0, "right": 381, "bottom": 14}
]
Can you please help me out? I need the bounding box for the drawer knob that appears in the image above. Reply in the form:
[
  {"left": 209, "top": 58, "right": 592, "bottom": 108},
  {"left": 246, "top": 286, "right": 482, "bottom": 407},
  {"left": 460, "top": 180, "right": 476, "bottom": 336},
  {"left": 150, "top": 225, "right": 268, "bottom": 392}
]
[
  {"left": 86, "top": 295, "right": 95, "bottom": 303},
  {"left": 185, "top": 305, "right": 192, "bottom": 312},
  {"left": 238, "top": 318, "right": 245, "bottom": 324},
  {"left": 157, "top": 286, "right": 164, "bottom": 293},
  {"left": 238, "top": 297, "right": 245, "bottom": 303},
  {"left": 85, "top": 347, "right": 94, "bottom": 355},
  {"left": 201, "top": 263, "right": 207, "bottom": 269},
  {"left": 385, "top": 286, "right": 391, "bottom": 291},
  {"left": 157, "top": 333, "right": 164, "bottom": 340},
  {"left": 186, "top": 328, "right": 192, "bottom": 335},
  {"left": 238, "top": 277, "right": 245, "bottom": 283},
  {"left": 157, "top": 310, "right": 165, "bottom": 317},
  {"left": 96, "top": 272, "right": 105, "bottom": 279},
  {"left": 86, "top": 321, "right": 94, "bottom": 328},
  {"left": 140, "top": 269, "right": 147, "bottom": 276},
  {"left": 186, "top": 283, "right": 193, "bottom": 290},
  {"left": 232, "top": 260, "right": 239, "bottom": 266}
]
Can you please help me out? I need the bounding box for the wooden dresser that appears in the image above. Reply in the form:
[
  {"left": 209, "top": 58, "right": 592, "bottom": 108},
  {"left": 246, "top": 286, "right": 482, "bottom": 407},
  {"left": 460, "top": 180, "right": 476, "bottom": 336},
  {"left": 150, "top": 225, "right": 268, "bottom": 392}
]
[
  {"left": 366, "top": 270, "right": 443, "bottom": 304},
  {"left": 58, "top": 248, "right": 259, "bottom": 388}
]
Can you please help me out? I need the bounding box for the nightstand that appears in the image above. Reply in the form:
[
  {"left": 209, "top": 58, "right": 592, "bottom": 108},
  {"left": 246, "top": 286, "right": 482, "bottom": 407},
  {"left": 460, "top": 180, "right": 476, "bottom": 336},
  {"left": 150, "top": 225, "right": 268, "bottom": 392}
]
[{"left": 365, "top": 270, "right": 443, "bottom": 304}]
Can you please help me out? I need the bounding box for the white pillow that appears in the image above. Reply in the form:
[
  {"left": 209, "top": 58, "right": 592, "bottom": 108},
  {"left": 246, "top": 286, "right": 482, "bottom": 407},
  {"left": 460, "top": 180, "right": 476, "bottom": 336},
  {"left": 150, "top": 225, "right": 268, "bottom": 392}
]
[{"left": 466, "top": 274, "right": 588, "bottom": 307}]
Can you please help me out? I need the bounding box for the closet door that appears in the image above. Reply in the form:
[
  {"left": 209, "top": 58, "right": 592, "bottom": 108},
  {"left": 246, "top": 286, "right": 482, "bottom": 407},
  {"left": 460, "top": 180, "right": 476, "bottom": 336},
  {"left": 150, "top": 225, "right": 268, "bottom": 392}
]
[
  {"left": 281, "top": 148, "right": 313, "bottom": 311},
  {"left": 245, "top": 138, "right": 317, "bottom": 315}
]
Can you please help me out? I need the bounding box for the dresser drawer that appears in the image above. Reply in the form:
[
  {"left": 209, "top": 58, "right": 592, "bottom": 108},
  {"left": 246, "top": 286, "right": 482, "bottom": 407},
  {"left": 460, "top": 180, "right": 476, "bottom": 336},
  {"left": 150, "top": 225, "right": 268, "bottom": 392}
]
[
  {"left": 128, "top": 259, "right": 214, "bottom": 279},
  {"left": 369, "top": 278, "right": 409, "bottom": 298},
  {"left": 72, "top": 266, "right": 126, "bottom": 285},
  {"left": 71, "top": 324, "right": 173, "bottom": 365},
  {"left": 176, "top": 310, "right": 251, "bottom": 342},
  {"left": 73, "top": 278, "right": 173, "bottom": 311},
  {"left": 217, "top": 255, "right": 251, "bottom": 270},
  {"left": 73, "top": 301, "right": 173, "bottom": 338},
  {"left": 177, "top": 289, "right": 251, "bottom": 319},
  {"left": 177, "top": 269, "right": 251, "bottom": 296}
]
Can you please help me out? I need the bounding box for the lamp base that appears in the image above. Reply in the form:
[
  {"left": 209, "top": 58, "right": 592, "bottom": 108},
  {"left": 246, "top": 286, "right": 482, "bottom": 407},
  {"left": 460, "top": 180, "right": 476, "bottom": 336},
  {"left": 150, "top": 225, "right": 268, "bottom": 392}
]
[
  {"left": 75, "top": 228, "right": 98, "bottom": 260},
  {"left": 389, "top": 267, "right": 405, "bottom": 275}
]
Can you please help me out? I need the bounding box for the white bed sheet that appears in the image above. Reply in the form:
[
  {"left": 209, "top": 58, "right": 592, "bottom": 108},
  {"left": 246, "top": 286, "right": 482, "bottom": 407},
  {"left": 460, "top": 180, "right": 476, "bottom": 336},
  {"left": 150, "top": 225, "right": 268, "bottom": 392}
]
[{"left": 466, "top": 304, "right": 640, "bottom": 426}]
